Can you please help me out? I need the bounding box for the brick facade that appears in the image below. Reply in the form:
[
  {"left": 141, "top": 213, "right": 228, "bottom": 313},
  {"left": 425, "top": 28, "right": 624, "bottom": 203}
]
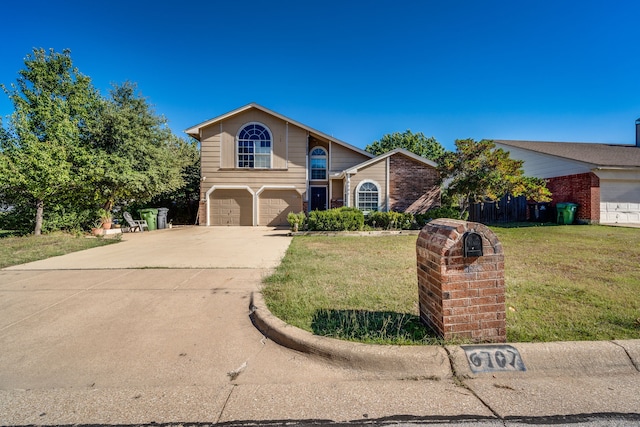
[
  {"left": 389, "top": 155, "right": 440, "bottom": 213},
  {"left": 546, "top": 172, "right": 600, "bottom": 223},
  {"left": 197, "top": 199, "right": 206, "bottom": 225},
  {"left": 416, "top": 219, "right": 506, "bottom": 343}
]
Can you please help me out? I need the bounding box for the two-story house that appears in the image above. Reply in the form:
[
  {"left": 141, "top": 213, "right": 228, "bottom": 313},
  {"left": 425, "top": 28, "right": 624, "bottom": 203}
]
[{"left": 186, "top": 103, "right": 440, "bottom": 226}]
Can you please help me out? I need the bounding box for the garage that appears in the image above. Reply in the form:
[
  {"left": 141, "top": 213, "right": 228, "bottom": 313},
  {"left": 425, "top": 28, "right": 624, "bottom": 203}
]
[
  {"left": 599, "top": 177, "right": 640, "bottom": 224},
  {"left": 210, "top": 189, "right": 253, "bottom": 226},
  {"left": 259, "top": 189, "right": 302, "bottom": 226}
]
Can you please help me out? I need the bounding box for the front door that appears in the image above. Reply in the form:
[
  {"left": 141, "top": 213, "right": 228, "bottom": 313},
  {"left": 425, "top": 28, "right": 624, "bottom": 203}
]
[{"left": 310, "top": 186, "right": 327, "bottom": 211}]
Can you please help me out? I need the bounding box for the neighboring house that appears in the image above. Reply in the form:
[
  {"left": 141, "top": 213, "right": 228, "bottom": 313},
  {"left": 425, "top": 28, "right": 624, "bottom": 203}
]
[
  {"left": 185, "top": 103, "right": 440, "bottom": 226},
  {"left": 494, "top": 132, "right": 640, "bottom": 224}
]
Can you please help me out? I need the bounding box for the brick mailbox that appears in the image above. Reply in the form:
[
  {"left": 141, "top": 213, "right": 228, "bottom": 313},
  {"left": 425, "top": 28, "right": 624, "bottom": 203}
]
[{"left": 416, "top": 219, "right": 506, "bottom": 343}]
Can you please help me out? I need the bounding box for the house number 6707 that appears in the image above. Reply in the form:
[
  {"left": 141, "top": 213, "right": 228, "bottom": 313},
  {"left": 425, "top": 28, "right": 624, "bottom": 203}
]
[{"left": 461, "top": 345, "right": 526, "bottom": 373}]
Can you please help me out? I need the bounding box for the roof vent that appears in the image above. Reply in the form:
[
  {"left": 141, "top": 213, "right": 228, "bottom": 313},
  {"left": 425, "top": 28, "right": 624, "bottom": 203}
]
[{"left": 636, "top": 118, "right": 640, "bottom": 147}]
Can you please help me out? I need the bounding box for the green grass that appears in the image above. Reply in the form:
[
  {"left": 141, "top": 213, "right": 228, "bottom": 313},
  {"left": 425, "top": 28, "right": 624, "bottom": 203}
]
[
  {"left": 0, "top": 232, "right": 119, "bottom": 269},
  {"left": 262, "top": 225, "right": 640, "bottom": 344}
]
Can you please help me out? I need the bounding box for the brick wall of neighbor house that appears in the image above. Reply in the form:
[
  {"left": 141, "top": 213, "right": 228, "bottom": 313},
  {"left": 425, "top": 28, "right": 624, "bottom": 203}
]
[
  {"left": 389, "top": 155, "right": 440, "bottom": 213},
  {"left": 416, "top": 219, "right": 506, "bottom": 343},
  {"left": 546, "top": 172, "right": 600, "bottom": 223}
]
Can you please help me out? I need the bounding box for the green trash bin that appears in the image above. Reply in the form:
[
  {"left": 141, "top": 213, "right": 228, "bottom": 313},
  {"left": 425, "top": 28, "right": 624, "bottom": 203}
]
[
  {"left": 138, "top": 208, "right": 158, "bottom": 231},
  {"left": 556, "top": 203, "right": 578, "bottom": 225}
]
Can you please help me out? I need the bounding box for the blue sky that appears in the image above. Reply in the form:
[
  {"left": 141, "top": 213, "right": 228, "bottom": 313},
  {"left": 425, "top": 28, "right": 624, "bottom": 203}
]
[{"left": 1, "top": 0, "right": 639, "bottom": 151}]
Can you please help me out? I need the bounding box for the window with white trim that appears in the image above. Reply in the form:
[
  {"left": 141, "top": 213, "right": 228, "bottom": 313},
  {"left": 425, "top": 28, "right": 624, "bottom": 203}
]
[
  {"left": 310, "top": 147, "right": 327, "bottom": 180},
  {"left": 356, "top": 181, "right": 379, "bottom": 212},
  {"left": 237, "top": 123, "right": 271, "bottom": 168}
]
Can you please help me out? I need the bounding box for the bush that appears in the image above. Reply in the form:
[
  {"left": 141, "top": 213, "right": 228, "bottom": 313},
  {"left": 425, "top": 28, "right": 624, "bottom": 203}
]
[
  {"left": 307, "top": 207, "right": 364, "bottom": 231},
  {"left": 287, "top": 211, "right": 307, "bottom": 231},
  {"left": 365, "top": 211, "right": 414, "bottom": 230}
]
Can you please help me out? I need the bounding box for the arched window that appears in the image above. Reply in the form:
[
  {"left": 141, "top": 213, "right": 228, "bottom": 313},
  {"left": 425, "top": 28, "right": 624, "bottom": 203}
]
[
  {"left": 356, "top": 181, "right": 379, "bottom": 212},
  {"left": 310, "top": 147, "right": 327, "bottom": 180},
  {"left": 237, "top": 123, "right": 271, "bottom": 168}
]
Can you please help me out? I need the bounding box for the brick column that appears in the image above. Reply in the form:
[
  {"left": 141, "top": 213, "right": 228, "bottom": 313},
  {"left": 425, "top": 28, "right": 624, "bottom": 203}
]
[{"left": 416, "top": 219, "right": 506, "bottom": 343}]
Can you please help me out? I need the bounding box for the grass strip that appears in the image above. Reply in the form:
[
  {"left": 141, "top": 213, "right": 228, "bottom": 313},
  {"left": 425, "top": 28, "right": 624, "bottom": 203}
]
[{"left": 0, "top": 232, "right": 119, "bottom": 269}]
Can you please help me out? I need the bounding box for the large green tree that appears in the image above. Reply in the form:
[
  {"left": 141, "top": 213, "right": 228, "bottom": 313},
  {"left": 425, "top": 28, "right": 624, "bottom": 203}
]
[
  {"left": 439, "top": 139, "right": 551, "bottom": 218},
  {"left": 0, "top": 48, "right": 100, "bottom": 235},
  {"left": 87, "top": 82, "right": 193, "bottom": 213},
  {"left": 365, "top": 130, "right": 445, "bottom": 162}
]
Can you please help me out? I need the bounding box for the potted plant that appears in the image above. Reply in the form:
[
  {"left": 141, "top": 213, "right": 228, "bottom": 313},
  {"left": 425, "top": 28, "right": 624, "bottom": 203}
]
[{"left": 98, "top": 208, "right": 112, "bottom": 230}]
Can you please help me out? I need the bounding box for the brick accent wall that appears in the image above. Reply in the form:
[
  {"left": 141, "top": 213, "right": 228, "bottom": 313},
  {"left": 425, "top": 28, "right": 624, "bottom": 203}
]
[
  {"left": 389, "top": 155, "right": 440, "bottom": 213},
  {"left": 197, "top": 199, "right": 206, "bottom": 225},
  {"left": 546, "top": 172, "right": 600, "bottom": 223},
  {"left": 416, "top": 219, "right": 506, "bottom": 343}
]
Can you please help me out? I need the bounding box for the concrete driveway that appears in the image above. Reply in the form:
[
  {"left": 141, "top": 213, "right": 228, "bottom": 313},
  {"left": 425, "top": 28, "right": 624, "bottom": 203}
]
[{"left": 3, "top": 226, "right": 293, "bottom": 270}]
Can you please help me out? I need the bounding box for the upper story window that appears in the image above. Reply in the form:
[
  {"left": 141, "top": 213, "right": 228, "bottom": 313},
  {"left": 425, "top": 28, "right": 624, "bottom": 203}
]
[
  {"left": 356, "top": 181, "right": 380, "bottom": 212},
  {"left": 237, "top": 123, "right": 272, "bottom": 168},
  {"left": 310, "top": 147, "right": 327, "bottom": 180}
]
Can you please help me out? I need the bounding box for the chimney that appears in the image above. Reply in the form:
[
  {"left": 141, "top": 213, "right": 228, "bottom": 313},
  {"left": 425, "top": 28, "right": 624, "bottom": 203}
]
[{"left": 636, "top": 118, "right": 640, "bottom": 147}]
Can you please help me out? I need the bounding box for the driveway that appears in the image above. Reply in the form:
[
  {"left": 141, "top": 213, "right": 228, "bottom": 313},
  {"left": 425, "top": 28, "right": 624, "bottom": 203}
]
[
  {"left": 3, "top": 226, "right": 293, "bottom": 270},
  {"left": 0, "top": 227, "right": 381, "bottom": 424}
]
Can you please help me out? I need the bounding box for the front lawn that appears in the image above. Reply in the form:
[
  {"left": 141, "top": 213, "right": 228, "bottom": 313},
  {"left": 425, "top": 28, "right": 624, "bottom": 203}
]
[
  {"left": 0, "top": 232, "right": 119, "bottom": 269},
  {"left": 262, "top": 225, "right": 640, "bottom": 344}
]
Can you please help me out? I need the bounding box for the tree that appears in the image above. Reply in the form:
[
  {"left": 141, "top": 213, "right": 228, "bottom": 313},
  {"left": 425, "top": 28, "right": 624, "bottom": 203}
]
[
  {"left": 0, "top": 48, "right": 100, "bottom": 235},
  {"left": 145, "top": 137, "right": 201, "bottom": 224},
  {"left": 439, "top": 139, "right": 551, "bottom": 218},
  {"left": 365, "top": 130, "right": 445, "bottom": 162},
  {"left": 87, "top": 82, "right": 193, "bottom": 214}
]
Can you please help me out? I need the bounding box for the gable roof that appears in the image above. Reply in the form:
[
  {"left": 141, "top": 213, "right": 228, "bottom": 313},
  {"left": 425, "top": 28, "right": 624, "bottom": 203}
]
[
  {"left": 494, "top": 140, "right": 640, "bottom": 168},
  {"left": 185, "top": 103, "right": 374, "bottom": 159},
  {"left": 343, "top": 148, "right": 438, "bottom": 174}
]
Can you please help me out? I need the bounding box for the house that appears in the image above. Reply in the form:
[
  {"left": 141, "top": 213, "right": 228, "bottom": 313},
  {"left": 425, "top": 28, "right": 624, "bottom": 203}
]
[
  {"left": 494, "top": 129, "right": 640, "bottom": 224},
  {"left": 185, "top": 103, "right": 440, "bottom": 226}
]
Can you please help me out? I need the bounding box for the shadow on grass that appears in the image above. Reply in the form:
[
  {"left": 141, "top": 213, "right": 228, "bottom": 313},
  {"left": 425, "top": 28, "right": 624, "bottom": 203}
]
[{"left": 311, "top": 309, "right": 439, "bottom": 345}]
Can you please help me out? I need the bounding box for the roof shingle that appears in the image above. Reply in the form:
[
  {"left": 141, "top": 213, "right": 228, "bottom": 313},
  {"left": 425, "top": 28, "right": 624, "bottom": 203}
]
[{"left": 494, "top": 140, "right": 640, "bottom": 168}]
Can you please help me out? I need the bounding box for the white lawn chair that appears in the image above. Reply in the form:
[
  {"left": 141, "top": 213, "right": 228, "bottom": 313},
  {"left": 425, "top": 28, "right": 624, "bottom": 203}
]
[{"left": 123, "top": 211, "right": 148, "bottom": 232}]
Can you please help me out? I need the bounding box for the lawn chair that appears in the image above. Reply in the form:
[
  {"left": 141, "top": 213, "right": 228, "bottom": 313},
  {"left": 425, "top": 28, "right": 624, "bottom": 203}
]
[{"left": 123, "top": 211, "right": 148, "bottom": 232}]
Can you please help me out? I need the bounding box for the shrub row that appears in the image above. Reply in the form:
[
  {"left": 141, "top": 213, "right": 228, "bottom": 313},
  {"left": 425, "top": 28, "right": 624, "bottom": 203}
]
[{"left": 288, "top": 206, "right": 463, "bottom": 232}]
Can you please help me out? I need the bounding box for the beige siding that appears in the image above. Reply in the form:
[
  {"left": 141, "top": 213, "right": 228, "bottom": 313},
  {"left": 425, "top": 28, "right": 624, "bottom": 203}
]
[
  {"left": 330, "top": 143, "right": 371, "bottom": 173},
  {"left": 201, "top": 126, "right": 221, "bottom": 176},
  {"left": 350, "top": 160, "right": 387, "bottom": 211},
  {"left": 219, "top": 109, "right": 288, "bottom": 169},
  {"left": 199, "top": 109, "right": 308, "bottom": 194},
  {"left": 287, "top": 125, "right": 308, "bottom": 170}
]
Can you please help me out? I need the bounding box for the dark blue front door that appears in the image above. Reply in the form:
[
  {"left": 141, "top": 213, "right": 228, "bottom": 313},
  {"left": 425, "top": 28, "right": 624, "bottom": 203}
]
[{"left": 310, "top": 187, "right": 327, "bottom": 211}]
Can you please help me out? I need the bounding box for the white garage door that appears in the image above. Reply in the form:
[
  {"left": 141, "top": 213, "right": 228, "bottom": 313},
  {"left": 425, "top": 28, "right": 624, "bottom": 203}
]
[
  {"left": 600, "top": 180, "right": 640, "bottom": 224},
  {"left": 210, "top": 189, "right": 253, "bottom": 226},
  {"left": 259, "top": 190, "right": 302, "bottom": 226}
]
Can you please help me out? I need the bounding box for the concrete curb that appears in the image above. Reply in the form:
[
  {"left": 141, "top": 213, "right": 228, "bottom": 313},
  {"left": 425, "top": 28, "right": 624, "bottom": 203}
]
[
  {"left": 448, "top": 340, "right": 640, "bottom": 379},
  {"left": 249, "top": 291, "right": 452, "bottom": 380},
  {"left": 250, "top": 291, "right": 640, "bottom": 379}
]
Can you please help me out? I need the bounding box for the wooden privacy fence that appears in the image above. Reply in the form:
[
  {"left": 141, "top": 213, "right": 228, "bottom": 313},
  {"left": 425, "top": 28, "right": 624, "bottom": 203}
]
[{"left": 469, "top": 195, "right": 527, "bottom": 224}]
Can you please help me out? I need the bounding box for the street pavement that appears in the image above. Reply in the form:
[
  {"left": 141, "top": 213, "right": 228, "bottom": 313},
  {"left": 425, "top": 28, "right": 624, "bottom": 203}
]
[{"left": 0, "top": 226, "right": 638, "bottom": 426}]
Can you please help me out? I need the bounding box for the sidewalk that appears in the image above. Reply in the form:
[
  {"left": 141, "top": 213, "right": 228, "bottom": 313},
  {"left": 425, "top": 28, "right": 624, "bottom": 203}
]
[{"left": 0, "top": 227, "right": 639, "bottom": 425}]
